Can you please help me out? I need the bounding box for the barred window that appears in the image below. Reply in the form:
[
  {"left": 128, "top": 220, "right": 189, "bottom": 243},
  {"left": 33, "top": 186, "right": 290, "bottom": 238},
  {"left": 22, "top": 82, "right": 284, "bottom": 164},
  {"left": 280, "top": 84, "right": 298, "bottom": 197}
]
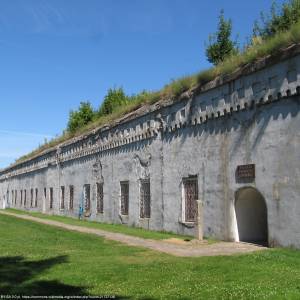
[
  {"left": 49, "top": 187, "right": 53, "bottom": 209},
  {"left": 83, "top": 184, "right": 90, "bottom": 212},
  {"left": 69, "top": 185, "right": 74, "bottom": 210},
  {"left": 183, "top": 176, "right": 198, "bottom": 222},
  {"left": 140, "top": 179, "right": 150, "bottom": 218},
  {"left": 30, "top": 189, "right": 33, "bottom": 207},
  {"left": 35, "top": 188, "right": 38, "bottom": 208},
  {"left": 96, "top": 183, "right": 103, "bottom": 214},
  {"left": 60, "top": 186, "right": 65, "bottom": 209},
  {"left": 120, "top": 181, "right": 129, "bottom": 215}
]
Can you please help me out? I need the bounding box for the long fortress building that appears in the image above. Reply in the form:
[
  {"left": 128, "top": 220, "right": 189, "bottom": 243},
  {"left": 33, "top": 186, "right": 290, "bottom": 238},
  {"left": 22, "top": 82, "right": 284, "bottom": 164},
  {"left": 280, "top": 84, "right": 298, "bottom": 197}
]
[{"left": 1, "top": 45, "right": 300, "bottom": 248}]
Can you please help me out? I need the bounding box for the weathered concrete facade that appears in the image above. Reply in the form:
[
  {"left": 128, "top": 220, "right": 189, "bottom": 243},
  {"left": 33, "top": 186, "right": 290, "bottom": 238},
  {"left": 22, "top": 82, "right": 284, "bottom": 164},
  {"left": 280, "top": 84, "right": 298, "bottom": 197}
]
[{"left": 1, "top": 46, "right": 300, "bottom": 248}]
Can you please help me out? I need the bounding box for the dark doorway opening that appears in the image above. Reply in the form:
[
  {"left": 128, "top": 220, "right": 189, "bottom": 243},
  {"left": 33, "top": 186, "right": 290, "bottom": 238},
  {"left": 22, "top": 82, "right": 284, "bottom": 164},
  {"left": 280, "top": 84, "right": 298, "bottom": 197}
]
[{"left": 235, "top": 187, "right": 268, "bottom": 246}]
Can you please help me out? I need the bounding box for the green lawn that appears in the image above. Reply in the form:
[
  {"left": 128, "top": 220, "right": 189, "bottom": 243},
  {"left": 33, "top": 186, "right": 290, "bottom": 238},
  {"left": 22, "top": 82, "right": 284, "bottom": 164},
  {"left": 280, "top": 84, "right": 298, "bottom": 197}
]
[
  {"left": 0, "top": 214, "right": 300, "bottom": 299},
  {"left": 6, "top": 208, "right": 193, "bottom": 241}
]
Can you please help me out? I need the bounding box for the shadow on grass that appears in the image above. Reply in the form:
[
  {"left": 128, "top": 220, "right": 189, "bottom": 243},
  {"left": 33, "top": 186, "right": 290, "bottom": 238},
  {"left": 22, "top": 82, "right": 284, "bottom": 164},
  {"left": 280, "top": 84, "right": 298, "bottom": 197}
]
[
  {"left": 0, "top": 255, "right": 87, "bottom": 296},
  {"left": 0, "top": 255, "right": 134, "bottom": 299}
]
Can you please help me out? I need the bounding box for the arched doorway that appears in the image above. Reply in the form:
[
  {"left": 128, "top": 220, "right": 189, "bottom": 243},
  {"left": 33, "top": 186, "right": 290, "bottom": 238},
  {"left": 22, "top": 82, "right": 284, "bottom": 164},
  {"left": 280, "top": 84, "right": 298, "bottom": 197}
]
[{"left": 235, "top": 187, "right": 268, "bottom": 245}]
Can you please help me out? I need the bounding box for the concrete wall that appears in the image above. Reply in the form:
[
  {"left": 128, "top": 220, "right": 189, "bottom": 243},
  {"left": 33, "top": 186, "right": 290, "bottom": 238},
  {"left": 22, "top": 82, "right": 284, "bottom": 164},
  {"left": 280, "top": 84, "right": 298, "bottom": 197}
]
[{"left": 1, "top": 48, "right": 300, "bottom": 248}]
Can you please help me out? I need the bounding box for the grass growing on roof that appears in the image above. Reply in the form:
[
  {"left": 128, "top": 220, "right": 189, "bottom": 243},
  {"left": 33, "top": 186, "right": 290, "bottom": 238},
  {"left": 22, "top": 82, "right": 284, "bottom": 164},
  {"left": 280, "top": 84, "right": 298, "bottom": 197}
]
[{"left": 1, "top": 213, "right": 300, "bottom": 299}]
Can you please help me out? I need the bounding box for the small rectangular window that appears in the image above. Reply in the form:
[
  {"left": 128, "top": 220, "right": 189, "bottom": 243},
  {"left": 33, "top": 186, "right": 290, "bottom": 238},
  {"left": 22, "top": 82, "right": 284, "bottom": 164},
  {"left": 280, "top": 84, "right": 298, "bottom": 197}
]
[
  {"left": 24, "top": 190, "right": 27, "bottom": 207},
  {"left": 15, "top": 190, "right": 17, "bottom": 205},
  {"left": 120, "top": 181, "right": 129, "bottom": 215},
  {"left": 83, "top": 184, "right": 91, "bottom": 213},
  {"left": 35, "top": 188, "right": 38, "bottom": 208},
  {"left": 20, "top": 190, "right": 23, "bottom": 206},
  {"left": 140, "top": 179, "right": 150, "bottom": 218},
  {"left": 96, "top": 183, "right": 104, "bottom": 214},
  {"left": 49, "top": 187, "right": 53, "bottom": 209},
  {"left": 69, "top": 185, "right": 74, "bottom": 210},
  {"left": 183, "top": 176, "right": 198, "bottom": 222},
  {"left": 60, "top": 186, "right": 65, "bottom": 210}
]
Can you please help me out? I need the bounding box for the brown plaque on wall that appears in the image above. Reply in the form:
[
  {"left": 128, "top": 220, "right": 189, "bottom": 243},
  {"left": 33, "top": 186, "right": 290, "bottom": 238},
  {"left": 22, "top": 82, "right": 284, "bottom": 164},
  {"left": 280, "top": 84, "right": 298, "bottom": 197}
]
[{"left": 236, "top": 164, "right": 255, "bottom": 180}]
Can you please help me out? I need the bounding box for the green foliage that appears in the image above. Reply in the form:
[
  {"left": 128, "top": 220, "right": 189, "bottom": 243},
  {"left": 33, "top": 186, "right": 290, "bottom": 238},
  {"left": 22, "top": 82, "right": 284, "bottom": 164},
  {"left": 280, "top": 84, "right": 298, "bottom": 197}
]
[
  {"left": 98, "top": 87, "right": 129, "bottom": 116},
  {"left": 67, "top": 101, "right": 95, "bottom": 133},
  {"left": 253, "top": 0, "right": 300, "bottom": 39},
  {"left": 205, "top": 10, "right": 238, "bottom": 65},
  {"left": 162, "top": 76, "right": 197, "bottom": 99}
]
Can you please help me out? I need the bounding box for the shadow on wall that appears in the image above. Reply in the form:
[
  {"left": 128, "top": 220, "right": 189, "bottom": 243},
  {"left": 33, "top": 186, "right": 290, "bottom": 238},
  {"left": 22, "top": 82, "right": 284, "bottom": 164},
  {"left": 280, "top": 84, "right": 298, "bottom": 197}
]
[
  {"left": 61, "top": 138, "right": 153, "bottom": 169},
  {"left": 0, "top": 255, "right": 87, "bottom": 296},
  {"left": 167, "top": 96, "right": 300, "bottom": 155}
]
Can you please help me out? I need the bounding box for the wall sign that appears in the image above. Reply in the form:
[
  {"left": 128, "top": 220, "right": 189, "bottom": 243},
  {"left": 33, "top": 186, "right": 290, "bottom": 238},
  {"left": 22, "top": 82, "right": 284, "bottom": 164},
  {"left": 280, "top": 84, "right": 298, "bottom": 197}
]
[{"left": 236, "top": 164, "right": 255, "bottom": 180}]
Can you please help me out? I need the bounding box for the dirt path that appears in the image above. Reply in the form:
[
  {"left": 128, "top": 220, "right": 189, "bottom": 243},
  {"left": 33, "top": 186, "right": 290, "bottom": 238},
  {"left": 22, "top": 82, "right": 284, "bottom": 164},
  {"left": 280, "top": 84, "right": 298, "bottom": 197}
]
[{"left": 0, "top": 211, "right": 267, "bottom": 257}]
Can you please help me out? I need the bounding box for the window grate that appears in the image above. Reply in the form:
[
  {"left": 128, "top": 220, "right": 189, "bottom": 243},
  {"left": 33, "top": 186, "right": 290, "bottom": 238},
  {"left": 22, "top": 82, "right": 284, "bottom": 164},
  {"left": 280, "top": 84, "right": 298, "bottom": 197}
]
[
  {"left": 120, "top": 181, "right": 129, "bottom": 215},
  {"left": 49, "top": 187, "right": 53, "bottom": 209},
  {"left": 183, "top": 177, "right": 198, "bottom": 222},
  {"left": 140, "top": 179, "right": 151, "bottom": 218},
  {"left": 30, "top": 189, "right": 33, "bottom": 207},
  {"left": 60, "top": 186, "right": 65, "bottom": 209},
  {"left": 96, "top": 183, "right": 103, "bottom": 214},
  {"left": 35, "top": 188, "right": 38, "bottom": 208},
  {"left": 69, "top": 185, "right": 74, "bottom": 210},
  {"left": 83, "top": 184, "right": 91, "bottom": 213}
]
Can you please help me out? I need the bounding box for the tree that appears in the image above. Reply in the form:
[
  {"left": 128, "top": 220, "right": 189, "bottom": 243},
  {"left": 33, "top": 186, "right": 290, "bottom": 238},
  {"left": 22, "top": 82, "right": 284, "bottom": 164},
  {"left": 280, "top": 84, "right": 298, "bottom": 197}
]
[
  {"left": 67, "top": 101, "right": 95, "bottom": 133},
  {"left": 205, "top": 10, "right": 238, "bottom": 65},
  {"left": 253, "top": 0, "right": 300, "bottom": 39},
  {"left": 98, "top": 87, "right": 129, "bottom": 116}
]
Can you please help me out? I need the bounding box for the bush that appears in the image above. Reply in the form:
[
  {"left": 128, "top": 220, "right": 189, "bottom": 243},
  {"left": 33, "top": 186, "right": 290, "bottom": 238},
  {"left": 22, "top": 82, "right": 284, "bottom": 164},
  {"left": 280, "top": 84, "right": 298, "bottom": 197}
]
[
  {"left": 205, "top": 10, "right": 238, "bottom": 65},
  {"left": 253, "top": 0, "right": 300, "bottom": 39},
  {"left": 98, "top": 87, "right": 129, "bottom": 116},
  {"left": 67, "top": 101, "right": 95, "bottom": 133}
]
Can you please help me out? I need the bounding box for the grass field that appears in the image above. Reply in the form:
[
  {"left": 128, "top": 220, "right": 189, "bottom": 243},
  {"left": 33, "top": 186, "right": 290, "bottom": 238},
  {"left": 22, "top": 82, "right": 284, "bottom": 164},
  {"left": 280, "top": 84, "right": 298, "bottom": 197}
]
[
  {"left": 0, "top": 213, "right": 300, "bottom": 299},
  {"left": 6, "top": 208, "right": 194, "bottom": 241}
]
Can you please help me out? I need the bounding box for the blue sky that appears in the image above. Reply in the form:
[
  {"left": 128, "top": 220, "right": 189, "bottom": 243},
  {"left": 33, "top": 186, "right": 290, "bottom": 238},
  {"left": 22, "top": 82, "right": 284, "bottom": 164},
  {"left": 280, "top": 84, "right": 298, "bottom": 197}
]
[{"left": 0, "top": 0, "right": 284, "bottom": 168}]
